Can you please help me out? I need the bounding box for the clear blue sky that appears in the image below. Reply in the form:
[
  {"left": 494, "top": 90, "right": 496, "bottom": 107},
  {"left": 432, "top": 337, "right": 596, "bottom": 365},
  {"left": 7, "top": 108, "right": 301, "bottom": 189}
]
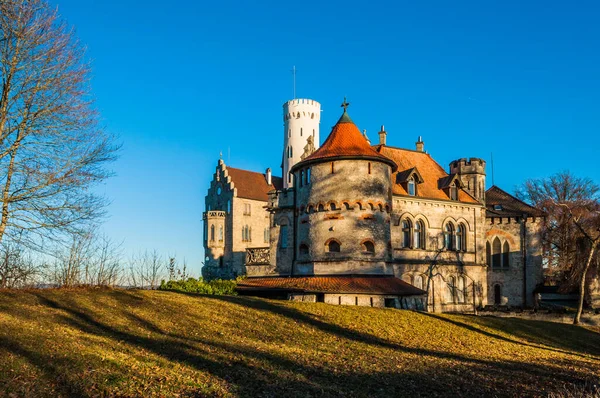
[{"left": 52, "top": 0, "right": 600, "bottom": 275}]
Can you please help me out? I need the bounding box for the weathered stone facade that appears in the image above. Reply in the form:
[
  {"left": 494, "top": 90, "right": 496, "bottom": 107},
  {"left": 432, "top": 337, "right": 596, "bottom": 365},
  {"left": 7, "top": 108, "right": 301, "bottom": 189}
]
[{"left": 202, "top": 100, "right": 545, "bottom": 312}]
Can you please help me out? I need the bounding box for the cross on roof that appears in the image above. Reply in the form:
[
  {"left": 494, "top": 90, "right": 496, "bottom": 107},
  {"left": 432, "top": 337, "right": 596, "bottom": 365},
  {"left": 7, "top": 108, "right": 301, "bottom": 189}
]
[{"left": 341, "top": 97, "right": 350, "bottom": 111}]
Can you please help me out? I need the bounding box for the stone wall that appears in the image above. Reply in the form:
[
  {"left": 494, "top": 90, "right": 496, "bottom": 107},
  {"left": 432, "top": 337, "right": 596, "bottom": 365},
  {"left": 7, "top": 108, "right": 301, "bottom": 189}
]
[
  {"left": 293, "top": 159, "right": 393, "bottom": 275},
  {"left": 485, "top": 216, "right": 544, "bottom": 307}
]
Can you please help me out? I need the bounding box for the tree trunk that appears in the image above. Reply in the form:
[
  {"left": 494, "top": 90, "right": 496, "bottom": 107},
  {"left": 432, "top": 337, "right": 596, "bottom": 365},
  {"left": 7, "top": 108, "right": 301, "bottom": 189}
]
[{"left": 574, "top": 242, "right": 597, "bottom": 325}]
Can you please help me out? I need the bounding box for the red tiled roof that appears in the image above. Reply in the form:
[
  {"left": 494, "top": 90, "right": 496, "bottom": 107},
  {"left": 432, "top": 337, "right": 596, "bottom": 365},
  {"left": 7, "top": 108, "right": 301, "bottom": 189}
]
[
  {"left": 486, "top": 185, "right": 545, "bottom": 218},
  {"left": 373, "top": 145, "right": 479, "bottom": 204},
  {"left": 237, "top": 275, "right": 425, "bottom": 296},
  {"left": 291, "top": 111, "right": 397, "bottom": 172},
  {"left": 227, "top": 167, "right": 282, "bottom": 202}
]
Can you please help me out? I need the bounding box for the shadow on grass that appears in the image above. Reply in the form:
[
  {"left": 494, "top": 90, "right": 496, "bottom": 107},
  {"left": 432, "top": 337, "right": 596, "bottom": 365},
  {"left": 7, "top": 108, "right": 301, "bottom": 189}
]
[
  {"left": 2, "top": 290, "right": 598, "bottom": 397},
  {"left": 421, "top": 312, "right": 600, "bottom": 359}
]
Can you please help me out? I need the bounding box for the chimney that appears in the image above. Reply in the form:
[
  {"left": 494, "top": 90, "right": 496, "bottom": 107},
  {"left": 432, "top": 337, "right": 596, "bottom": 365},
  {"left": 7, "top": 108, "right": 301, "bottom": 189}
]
[
  {"left": 266, "top": 168, "right": 272, "bottom": 185},
  {"left": 378, "top": 125, "right": 387, "bottom": 146},
  {"left": 416, "top": 136, "right": 424, "bottom": 152}
]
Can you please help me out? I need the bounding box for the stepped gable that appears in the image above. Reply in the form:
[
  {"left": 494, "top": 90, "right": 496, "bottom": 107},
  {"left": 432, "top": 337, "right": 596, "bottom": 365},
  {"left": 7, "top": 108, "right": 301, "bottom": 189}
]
[
  {"left": 485, "top": 185, "right": 545, "bottom": 217},
  {"left": 373, "top": 145, "right": 478, "bottom": 204},
  {"left": 227, "top": 167, "right": 282, "bottom": 201},
  {"left": 237, "top": 275, "right": 426, "bottom": 296},
  {"left": 291, "top": 104, "right": 397, "bottom": 172}
]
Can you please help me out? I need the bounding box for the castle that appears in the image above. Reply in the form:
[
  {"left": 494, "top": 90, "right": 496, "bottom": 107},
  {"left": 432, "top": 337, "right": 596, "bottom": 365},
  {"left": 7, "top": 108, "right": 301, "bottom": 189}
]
[{"left": 203, "top": 98, "right": 545, "bottom": 312}]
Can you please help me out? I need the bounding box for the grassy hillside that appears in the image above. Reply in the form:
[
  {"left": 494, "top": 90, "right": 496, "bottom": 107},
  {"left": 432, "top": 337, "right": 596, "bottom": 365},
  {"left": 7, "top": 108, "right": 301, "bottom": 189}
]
[{"left": 0, "top": 289, "right": 599, "bottom": 397}]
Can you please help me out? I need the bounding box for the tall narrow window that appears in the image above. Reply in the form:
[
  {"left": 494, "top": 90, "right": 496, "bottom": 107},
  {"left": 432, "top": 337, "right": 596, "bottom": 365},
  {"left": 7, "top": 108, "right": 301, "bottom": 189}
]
[
  {"left": 331, "top": 162, "right": 335, "bottom": 174},
  {"left": 218, "top": 226, "right": 223, "bottom": 242},
  {"left": 492, "top": 237, "right": 502, "bottom": 268},
  {"left": 368, "top": 162, "right": 371, "bottom": 175},
  {"left": 280, "top": 225, "right": 288, "bottom": 249},
  {"left": 414, "top": 220, "right": 425, "bottom": 249},
  {"left": 408, "top": 177, "right": 416, "bottom": 196},
  {"left": 210, "top": 224, "right": 215, "bottom": 242},
  {"left": 450, "top": 183, "right": 458, "bottom": 201},
  {"left": 503, "top": 241, "right": 510, "bottom": 268},
  {"left": 299, "top": 171, "right": 303, "bottom": 187},
  {"left": 494, "top": 284, "right": 502, "bottom": 305},
  {"left": 402, "top": 220, "right": 412, "bottom": 248},
  {"left": 456, "top": 223, "right": 466, "bottom": 251},
  {"left": 444, "top": 223, "right": 454, "bottom": 250},
  {"left": 264, "top": 228, "right": 269, "bottom": 243},
  {"left": 307, "top": 168, "right": 311, "bottom": 183},
  {"left": 300, "top": 127, "right": 303, "bottom": 136},
  {"left": 227, "top": 200, "right": 231, "bottom": 213},
  {"left": 486, "top": 241, "right": 491, "bottom": 265}
]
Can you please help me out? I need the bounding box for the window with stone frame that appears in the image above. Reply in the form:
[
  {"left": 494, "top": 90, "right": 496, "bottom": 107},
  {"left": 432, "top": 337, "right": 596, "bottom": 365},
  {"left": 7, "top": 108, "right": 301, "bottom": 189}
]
[
  {"left": 243, "top": 203, "right": 251, "bottom": 216},
  {"left": 502, "top": 241, "right": 510, "bottom": 268},
  {"left": 444, "top": 223, "right": 455, "bottom": 250},
  {"left": 402, "top": 219, "right": 412, "bottom": 248},
  {"left": 327, "top": 239, "right": 341, "bottom": 253},
  {"left": 362, "top": 240, "right": 375, "bottom": 253},
  {"left": 210, "top": 224, "right": 215, "bottom": 242},
  {"left": 414, "top": 220, "right": 425, "bottom": 249},
  {"left": 450, "top": 183, "right": 458, "bottom": 201},
  {"left": 280, "top": 225, "right": 288, "bottom": 249},
  {"left": 407, "top": 176, "right": 416, "bottom": 196},
  {"left": 218, "top": 226, "right": 223, "bottom": 242},
  {"left": 456, "top": 223, "right": 466, "bottom": 251},
  {"left": 492, "top": 237, "right": 502, "bottom": 268},
  {"left": 264, "top": 228, "right": 269, "bottom": 243}
]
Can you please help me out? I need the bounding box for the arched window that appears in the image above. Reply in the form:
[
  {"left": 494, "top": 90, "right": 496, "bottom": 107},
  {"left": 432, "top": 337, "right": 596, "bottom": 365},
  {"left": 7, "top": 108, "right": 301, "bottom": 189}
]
[
  {"left": 456, "top": 223, "right": 466, "bottom": 251},
  {"left": 494, "top": 284, "right": 502, "bottom": 305},
  {"left": 408, "top": 177, "right": 416, "bottom": 196},
  {"left": 446, "top": 276, "right": 455, "bottom": 303},
  {"left": 444, "top": 223, "right": 454, "bottom": 250},
  {"left": 492, "top": 237, "right": 502, "bottom": 268},
  {"left": 503, "top": 241, "right": 510, "bottom": 268},
  {"left": 362, "top": 240, "right": 375, "bottom": 253},
  {"left": 318, "top": 204, "right": 324, "bottom": 212},
  {"left": 330, "top": 202, "right": 337, "bottom": 211},
  {"left": 327, "top": 239, "right": 341, "bottom": 253},
  {"left": 486, "top": 241, "right": 491, "bottom": 265},
  {"left": 414, "top": 220, "right": 425, "bottom": 249},
  {"left": 299, "top": 244, "right": 309, "bottom": 256},
  {"left": 343, "top": 202, "right": 351, "bottom": 210},
  {"left": 210, "top": 224, "right": 215, "bottom": 241},
  {"left": 218, "top": 226, "right": 223, "bottom": 242},
  {"left": 413, "top": 274, "right": 424, "bottom": 290},
  {"left": 402, "top": 219, "right": 412, "bottom": 248}
]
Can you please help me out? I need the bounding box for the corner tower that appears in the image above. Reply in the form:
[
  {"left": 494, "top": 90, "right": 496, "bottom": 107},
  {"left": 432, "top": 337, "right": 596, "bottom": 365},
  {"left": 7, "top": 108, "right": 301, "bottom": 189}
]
[
  {"left": 449, "top": 158, "right": 486, "bottom": 203},
  {"left": 282, "top": 99, "right": 321, "bottom": 189}
]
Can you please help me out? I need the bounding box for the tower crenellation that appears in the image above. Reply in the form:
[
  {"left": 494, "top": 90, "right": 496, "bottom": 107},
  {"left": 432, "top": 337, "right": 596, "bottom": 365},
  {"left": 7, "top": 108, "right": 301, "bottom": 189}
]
[
  {"left": 449, "top": 157, "right": 486, "bottom": 203},
  {"left": 282, "top": 98, "right": 321, "bottom": 189}
]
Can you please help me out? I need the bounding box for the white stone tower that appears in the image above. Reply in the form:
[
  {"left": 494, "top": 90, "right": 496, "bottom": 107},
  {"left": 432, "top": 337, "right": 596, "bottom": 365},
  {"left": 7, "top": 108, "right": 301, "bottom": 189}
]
[{"left": 282, "top": 99, "right": 321, "bottom": 188}]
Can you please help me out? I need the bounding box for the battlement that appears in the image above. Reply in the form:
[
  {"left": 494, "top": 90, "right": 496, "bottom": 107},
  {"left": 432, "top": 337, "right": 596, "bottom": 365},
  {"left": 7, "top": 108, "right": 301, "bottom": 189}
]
[
  {"left": 449, "top": 157, "right": 486, "bottom": 175},
  {"left": 283, "top": 99, "right": 321, "bottom": 121}
]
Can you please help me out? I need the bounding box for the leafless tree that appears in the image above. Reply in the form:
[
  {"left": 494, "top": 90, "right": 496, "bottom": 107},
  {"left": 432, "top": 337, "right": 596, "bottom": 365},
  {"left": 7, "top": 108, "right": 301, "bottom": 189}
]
[
  {"left": 128, "top": 250, "right": 164, "bottom": 289},
  {"left": 49, "top": 230, "right": 123, "bottom": 287},
  {"left": 0, "top": 0, "right": 119, "bottom": 249},
  {"left": 518, "top": 171, "right": 599, "bottom": 283},
  {"left": 0, "top": 240, "right": 39, "bottom": 288}
]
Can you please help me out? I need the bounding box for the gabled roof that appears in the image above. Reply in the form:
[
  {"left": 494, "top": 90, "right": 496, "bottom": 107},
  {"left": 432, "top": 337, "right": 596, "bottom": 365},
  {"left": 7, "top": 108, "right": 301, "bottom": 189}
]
[
  {"left": 395, "top": 167, "right": 424, "bottom": 184},
  {"left": 237, "top": 275, "right": 426, "bottom": 296},
  {"left": 485, "top": 185, "right": 545, "bottom": 218},
  {"left": 227, "top": 167, "right": 282, "bottom": 202},
  {"left": 291, "top": 109, "right": 397, "bottom": 172},
  {"left": 373, "top": 145, "right": 479, "bottom": 204}
]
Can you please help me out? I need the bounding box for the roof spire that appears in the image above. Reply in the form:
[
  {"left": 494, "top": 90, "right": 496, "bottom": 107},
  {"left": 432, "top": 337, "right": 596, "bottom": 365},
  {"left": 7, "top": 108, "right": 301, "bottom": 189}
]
[
  {"left": 341, "top": 97, "right": 350, "bottom": 112},
  {"left": 337, "top": 97, "right": 353, "bottom": 123}
]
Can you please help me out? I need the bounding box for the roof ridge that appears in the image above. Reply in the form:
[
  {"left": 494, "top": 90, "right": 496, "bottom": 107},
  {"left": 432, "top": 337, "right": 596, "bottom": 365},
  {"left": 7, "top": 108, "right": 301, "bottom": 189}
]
[{"left": 487, "top": 185, "right": 540, "bottom": 212}]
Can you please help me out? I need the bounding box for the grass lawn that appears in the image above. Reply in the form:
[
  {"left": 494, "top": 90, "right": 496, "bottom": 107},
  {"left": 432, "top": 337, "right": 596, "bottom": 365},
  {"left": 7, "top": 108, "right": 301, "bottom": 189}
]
[{"left": 0, "top": 288, "right": 599, "bottom": 397}]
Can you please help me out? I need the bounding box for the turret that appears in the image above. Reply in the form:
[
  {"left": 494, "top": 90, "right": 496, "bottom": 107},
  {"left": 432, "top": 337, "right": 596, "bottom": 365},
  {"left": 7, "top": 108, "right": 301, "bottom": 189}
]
[
  {"left": 449, "top": 158, "right": 486, "bottom": 203},
  {"left": 282, "top": 99, "right": 321, "bottom": 189}
]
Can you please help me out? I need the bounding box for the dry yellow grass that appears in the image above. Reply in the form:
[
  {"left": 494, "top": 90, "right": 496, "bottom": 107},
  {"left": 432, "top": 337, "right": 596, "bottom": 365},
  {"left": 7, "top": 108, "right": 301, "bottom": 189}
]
[{"left": 0, "top": 288, "right": 599, "bottom": 397}]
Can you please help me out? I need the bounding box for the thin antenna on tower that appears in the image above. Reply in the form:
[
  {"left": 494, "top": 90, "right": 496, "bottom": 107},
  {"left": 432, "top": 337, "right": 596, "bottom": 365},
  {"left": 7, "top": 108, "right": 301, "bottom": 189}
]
[
  {"left": 490, "top": 152, "right": 495, "bottom": 186},
  {"left": 292, "top": 66, "right": 296, "bottom": 99},
  {"left": 228, "top": 147, "right": 230, "bottom": 164}
]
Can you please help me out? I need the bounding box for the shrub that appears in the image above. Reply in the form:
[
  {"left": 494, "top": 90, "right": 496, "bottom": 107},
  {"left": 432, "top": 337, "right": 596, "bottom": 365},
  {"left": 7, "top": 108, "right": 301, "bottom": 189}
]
[{"left": 159, "top": 277, "right": 239, "bottom": 295}]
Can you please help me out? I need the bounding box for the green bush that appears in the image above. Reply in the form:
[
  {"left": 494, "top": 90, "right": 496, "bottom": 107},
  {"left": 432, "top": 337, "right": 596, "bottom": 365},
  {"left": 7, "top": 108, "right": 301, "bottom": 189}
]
[{"left": 159, "top": 277, "right": 239, "bottom": 295}]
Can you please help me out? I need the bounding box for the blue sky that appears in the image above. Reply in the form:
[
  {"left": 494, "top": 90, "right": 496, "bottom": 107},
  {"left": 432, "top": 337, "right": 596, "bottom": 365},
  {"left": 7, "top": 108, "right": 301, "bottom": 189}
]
[{"left": 52, "top": 0, "right": 600, "bottom": 274}]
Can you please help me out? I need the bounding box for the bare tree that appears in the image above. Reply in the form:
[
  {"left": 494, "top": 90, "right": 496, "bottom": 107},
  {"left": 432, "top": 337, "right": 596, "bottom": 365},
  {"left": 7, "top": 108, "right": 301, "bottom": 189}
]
[
  {"left": 0, "top": 0, "right": 119, "bottom": 249},
  {"left": 128, "top": 250, "right": 164, "bottom": 289},
  {"left": 0, "top": 240, "right": 39, "bottom": 288},
  {"left": 518, "top": 172, "right": 599, "bottom": 283}
]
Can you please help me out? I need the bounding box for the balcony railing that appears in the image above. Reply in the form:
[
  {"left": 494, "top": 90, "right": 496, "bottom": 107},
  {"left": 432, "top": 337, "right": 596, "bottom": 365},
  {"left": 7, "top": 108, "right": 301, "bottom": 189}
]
[
  {"left": 245, "top": 247, "right": 270, "bottom": 266},
  {"left": 203, "top": 210, "right": 226, "bottom": 219}
]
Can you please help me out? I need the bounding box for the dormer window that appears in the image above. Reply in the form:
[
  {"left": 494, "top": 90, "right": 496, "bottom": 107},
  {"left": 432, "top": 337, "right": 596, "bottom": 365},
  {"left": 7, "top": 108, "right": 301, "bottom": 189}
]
[
  {"left": 407, "top": 177, "right": 416, "bottom": 196},
  {"left": 450, "top": 183, "right": 458, "bottom": 201},
  {"left": 494, "top": 204, "right": 503, "bottom": 211}
]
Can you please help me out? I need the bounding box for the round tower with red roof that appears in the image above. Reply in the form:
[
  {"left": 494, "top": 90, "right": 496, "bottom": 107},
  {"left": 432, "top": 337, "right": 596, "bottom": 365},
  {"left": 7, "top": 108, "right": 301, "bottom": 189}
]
[{"left": 290, "top": 99, "right": 397, "bottom": 275}]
